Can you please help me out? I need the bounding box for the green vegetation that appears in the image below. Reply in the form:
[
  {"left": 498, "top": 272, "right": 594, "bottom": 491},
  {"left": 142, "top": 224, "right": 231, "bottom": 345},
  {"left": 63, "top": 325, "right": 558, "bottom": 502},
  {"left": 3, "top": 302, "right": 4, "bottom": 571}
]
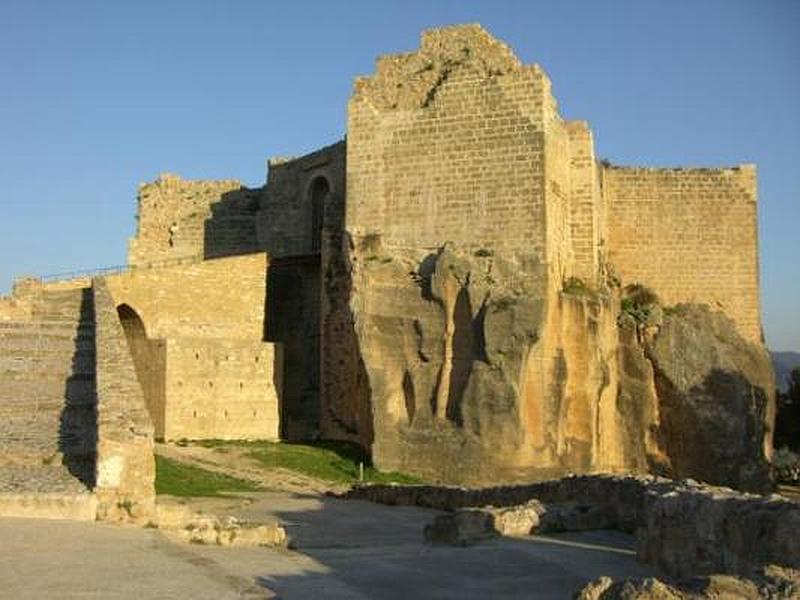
[
  {"left": 620, "top": 283, "right": 660, "bottom": 326},
  {"left": 195, "top": 439, "right": 423, "bottom": 485},
  {"left": 154, "top": 455, "right": 261, "bottom": 497}
]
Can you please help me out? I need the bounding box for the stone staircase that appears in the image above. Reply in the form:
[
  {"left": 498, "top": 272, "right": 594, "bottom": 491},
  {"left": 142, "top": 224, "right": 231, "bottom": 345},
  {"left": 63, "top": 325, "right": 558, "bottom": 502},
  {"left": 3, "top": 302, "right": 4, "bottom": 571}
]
[{"left": 0, "top": 287, "right": 98, "bottom": 519}]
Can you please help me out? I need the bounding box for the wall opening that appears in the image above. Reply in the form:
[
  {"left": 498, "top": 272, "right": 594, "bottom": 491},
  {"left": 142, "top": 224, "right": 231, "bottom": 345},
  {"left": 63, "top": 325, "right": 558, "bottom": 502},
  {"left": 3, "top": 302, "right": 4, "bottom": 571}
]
[
  {"left": 117, "top": 303, "right": 166, "bottom": 439},
  {"left": 118, "top": 304, "right": 147, "bottom": 340},
  {"left": 309, "top": 176, "right": 329, "bottom": 254}
]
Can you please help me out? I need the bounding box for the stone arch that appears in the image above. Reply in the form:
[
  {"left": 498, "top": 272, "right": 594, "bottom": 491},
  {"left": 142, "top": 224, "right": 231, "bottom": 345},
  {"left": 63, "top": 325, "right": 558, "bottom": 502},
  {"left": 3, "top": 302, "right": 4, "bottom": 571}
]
[
  {"left": 308, "top": 175, "right": 330, "bottom": 254},
  {"left": 117, "top": 303, "right": 165, "bottom": 439},
  {"left": 118, "top": 303, "right": 147, "bottom": 340}
]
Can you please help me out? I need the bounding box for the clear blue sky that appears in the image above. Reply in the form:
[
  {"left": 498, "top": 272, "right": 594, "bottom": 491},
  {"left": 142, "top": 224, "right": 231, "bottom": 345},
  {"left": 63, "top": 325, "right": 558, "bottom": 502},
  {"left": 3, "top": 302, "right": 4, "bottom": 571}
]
[{"left": 1, "top": 1, "right": 798, "bottom": 351}]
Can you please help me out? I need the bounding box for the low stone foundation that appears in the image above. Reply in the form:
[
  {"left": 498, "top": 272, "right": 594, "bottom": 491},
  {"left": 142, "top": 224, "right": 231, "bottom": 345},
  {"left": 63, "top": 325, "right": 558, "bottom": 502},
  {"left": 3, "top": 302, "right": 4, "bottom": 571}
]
[
  {"left": 343, "top": 474, "right": 800, "bottom": 578},
  {"left": 155, "top": 502, "right": 287, "bottom": 547},
  {"left": 0, "top": 492, "right": 98, "bottom": 521}
]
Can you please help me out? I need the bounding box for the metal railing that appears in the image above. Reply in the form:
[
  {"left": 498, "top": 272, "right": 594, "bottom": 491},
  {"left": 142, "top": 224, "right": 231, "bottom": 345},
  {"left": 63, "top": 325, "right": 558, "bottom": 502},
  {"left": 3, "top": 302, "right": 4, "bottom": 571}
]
[{"left": 39, "top": 254, "right": 206, "bottom": 283}]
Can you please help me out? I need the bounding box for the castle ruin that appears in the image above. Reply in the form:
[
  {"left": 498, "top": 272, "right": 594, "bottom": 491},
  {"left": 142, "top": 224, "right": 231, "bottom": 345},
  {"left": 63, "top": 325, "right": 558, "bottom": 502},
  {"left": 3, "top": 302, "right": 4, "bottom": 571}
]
[{"left": 0, "top": 25, "right": 775, "bottom": 520}]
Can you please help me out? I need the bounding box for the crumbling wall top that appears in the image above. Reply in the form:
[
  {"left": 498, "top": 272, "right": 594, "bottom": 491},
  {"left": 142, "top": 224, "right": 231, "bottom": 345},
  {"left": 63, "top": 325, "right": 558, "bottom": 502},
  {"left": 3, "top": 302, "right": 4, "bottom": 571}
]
[{"left": 353, "top": 23, "right": 540, "bottom": 111}]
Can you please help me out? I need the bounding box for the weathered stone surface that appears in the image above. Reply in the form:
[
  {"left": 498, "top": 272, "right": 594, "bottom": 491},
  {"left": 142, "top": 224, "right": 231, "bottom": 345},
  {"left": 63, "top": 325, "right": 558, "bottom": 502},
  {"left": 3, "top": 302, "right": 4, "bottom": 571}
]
[
  {"left": 491, "top": 500, "right": 544, "bottom": 536},
  {"left": 643, "top": 304, "right": 775, "bottom": 493},
  {"left": 424, "top": 499, "right": 544, "bottom": 545},
  {"left": 574, "top": 565, "right": 800, "bottom": 600},
  {"left": 538, "top": 501, "right": 617, "bottom": 533},
  {"left": 424, "top": 510, "right": 497, "bottom": 546},
  {"left": 349, "top": 241, "right": 546, "bottom": 483},
  {"left": 156, "top": 502, "right": 287, "bottom": 547}
]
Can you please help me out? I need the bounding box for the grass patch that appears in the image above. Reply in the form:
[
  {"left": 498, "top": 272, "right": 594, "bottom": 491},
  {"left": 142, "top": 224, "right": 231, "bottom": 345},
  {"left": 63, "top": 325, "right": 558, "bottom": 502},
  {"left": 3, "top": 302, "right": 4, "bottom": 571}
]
[
  {"left": 194, "top": 439, "right": 422, "bottom": 485},
  {"left": 154, "top": 454, "right": 261, "bottom": 497}
]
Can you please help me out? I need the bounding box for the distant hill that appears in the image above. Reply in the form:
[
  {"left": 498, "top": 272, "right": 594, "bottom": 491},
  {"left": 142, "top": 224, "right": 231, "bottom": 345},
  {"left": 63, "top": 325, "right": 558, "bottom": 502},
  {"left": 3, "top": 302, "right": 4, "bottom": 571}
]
[{"left": 772, "top": 351, "right": 800, "bottom": 392}]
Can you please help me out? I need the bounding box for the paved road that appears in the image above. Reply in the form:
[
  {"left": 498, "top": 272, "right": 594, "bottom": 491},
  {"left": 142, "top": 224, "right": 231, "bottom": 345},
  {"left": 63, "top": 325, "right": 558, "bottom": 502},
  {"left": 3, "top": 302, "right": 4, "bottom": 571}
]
[{"left": 0, "top": 492, "right": 656, "bottom": 599}]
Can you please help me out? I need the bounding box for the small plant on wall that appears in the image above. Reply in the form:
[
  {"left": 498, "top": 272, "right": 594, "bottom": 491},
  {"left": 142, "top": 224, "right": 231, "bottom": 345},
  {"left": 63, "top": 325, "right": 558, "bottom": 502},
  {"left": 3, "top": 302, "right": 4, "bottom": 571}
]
[{"left": 620, "top": 283, "right": 661, "bottom": 329}]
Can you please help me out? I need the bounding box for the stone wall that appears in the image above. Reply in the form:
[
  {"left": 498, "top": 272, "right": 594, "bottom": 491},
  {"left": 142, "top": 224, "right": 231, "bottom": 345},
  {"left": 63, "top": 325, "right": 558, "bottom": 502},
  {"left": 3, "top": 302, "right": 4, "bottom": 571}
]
[
  {"left": 105, "top": 254, "right": 278, "bottom": 442},
  {"left": 92, "top": 278, "right": 155, "bottom": 523},
  {"left": 604, "top": 165, "right": 761, "bottom": 341},
  {"left": 0, "top": 277, "right": 39, "bottom": 322},
  {"left": 258, "top": 142, "right": 345, "bottom": 259},
  {"left": 346, "top": 25, "right": 552, "bottom": 259},
  {"left": 345, "top": 475, "right": 800, "bottom": 579},
  {"left": 565, "top": 121, "right": 602, "bottom": 284},
  {"left": 128, "top": 173, "right": 260, "bottom": 266},
  {"left": 106, "top": 254, "right": 267, "bottom": 340},
  {"left": 161, "top": 337, "right": 277, "bottom": 441}
]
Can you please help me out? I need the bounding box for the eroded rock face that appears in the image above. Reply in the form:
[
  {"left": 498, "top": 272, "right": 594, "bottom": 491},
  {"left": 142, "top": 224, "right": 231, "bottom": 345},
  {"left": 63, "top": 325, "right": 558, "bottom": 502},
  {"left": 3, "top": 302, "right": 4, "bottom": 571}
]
[
  {"left": 343, "top": 237, "right": 774, "bottom": 490},
  {"left": 350, "top": 241, "right": 547, "bottom": 482},
  {"left": 643, "top": 304, "right": 775, "bottom": 493}
]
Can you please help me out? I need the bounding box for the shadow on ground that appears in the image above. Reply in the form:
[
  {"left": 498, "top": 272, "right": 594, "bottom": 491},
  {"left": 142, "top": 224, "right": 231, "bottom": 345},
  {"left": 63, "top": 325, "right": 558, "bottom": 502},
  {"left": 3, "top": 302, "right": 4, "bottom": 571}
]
[{"left": 206, "top": 491, "right": 657, "bottom": 600}]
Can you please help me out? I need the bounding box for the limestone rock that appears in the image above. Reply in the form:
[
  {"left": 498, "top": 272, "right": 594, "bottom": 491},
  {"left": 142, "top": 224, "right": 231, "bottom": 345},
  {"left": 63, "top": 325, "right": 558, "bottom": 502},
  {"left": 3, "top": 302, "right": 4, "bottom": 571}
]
[
  {"left": 538, "top": 501, "right": 617, "bottom": 533},
  {"left": 644, "top": 304, "right": 775, "bottom": 493},
  {"left": 351, "top": 242, "right": 546, "bottom": 483},
  {"left": 574, "top": 565, "right": 800, "bottom": 600},
  {"left": 423, "top": 499, "right": 545, "bottom": 545},
  {"left": 156, "top": 502, "right": 287, "bottom": 548},
  {"left": 424, "top": 510, "right": 497, "bottom": 546},
  {"left": 490, "top": 500, "right": 544, "bottom": 536}
]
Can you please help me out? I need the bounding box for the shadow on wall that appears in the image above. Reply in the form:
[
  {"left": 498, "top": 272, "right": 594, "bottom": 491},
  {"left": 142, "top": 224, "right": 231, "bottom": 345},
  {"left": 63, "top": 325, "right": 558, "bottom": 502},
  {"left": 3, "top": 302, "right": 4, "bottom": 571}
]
[
  {"left": 319, "top": 227, "right": 374, "bottom": 449},
  {"left": 203, "top": 187, "right": 262, "bottom": 261},
  {"left": 59, "top": 287, "right": 97, "bottom": 488},
  {"left": 117, "top": 303, "right": 165, "bottom": 441},
  {"left": 653, "top": 366, "right": 773, "bottom": 492},
  {"left": 264, "top": 256, "right": 322, "bottom": 441}
]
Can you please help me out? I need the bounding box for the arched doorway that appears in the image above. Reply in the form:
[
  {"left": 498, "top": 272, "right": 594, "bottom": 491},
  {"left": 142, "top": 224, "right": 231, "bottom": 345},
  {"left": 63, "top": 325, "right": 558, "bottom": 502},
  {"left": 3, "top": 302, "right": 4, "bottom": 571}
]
[
  {"left": 309, "top": 176, "right": 329, "bottom": 254},
  {"left": 117, "top": 304, "right": 165, "bottom": 438},
  {"left": 118, "top": 304, "right": 146, "bottom": 340}
]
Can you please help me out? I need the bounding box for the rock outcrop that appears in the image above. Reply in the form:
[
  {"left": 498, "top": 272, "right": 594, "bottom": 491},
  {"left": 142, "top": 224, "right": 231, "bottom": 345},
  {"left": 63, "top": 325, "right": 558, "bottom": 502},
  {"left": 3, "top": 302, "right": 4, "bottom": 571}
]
[
  {"left": 345, "top": 237, "right": 774, "bottom": 492},
  {"left": 641, "top": 304, "right": 775, "bottom": 493},
  {"left": 575, "top": 565, "right": 800, "bottom": 600},
  {"left": 349, "top": 241, "right": 547, "bottom": 483}
]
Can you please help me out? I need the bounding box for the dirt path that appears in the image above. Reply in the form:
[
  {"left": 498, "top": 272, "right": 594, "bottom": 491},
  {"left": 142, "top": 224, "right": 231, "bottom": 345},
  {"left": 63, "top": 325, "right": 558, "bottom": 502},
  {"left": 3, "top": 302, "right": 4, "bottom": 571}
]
[{"left": 155, "top": 442, "right": 350, "bottom": 496}]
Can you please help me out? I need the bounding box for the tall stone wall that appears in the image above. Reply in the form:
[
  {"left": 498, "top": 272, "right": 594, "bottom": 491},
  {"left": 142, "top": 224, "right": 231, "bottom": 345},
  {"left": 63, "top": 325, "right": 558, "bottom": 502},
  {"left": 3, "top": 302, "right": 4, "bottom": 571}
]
[
  {"left": 128, "top": 173, "right": 260, "bottom": 266},
  {"left": 603, "top": 165, "right": 761, "bottom": 341},
  {"left": 565, "top": 121, "right": 602, "bottom": 285},
  {"left": 346, "top": 25, "right": 554, "bottom": 258}
]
